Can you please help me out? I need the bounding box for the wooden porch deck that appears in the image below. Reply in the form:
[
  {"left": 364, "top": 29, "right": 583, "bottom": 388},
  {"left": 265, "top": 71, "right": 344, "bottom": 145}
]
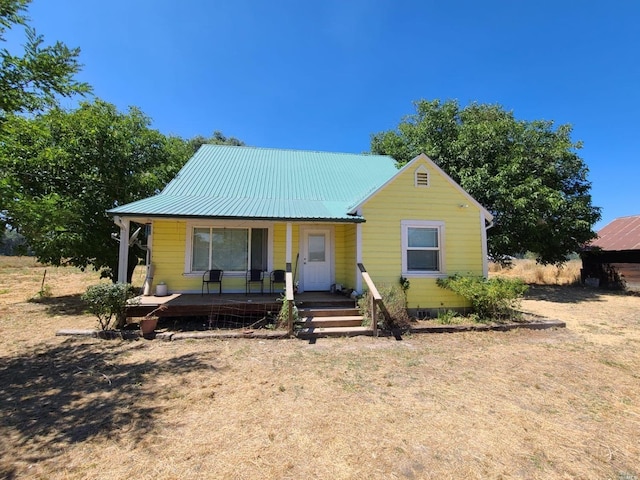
[{"left": 126, "top": 291, "right": 356, "bottom": 318}]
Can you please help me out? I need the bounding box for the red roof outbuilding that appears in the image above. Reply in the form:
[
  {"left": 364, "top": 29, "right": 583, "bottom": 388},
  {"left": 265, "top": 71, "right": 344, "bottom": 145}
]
[{"left": 590, "top": 215, "right": 640, "bottom": 251}]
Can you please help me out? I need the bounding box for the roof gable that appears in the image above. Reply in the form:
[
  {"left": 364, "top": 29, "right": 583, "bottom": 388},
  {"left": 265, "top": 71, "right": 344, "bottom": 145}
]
[{"left": 349, "top": 153, "right": 493, "bottom": 221}]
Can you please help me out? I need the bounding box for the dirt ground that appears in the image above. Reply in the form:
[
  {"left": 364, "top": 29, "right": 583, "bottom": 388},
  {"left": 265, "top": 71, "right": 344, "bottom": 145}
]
[{"left": 1, "top": 258, "right": 639, "bottom": 479}]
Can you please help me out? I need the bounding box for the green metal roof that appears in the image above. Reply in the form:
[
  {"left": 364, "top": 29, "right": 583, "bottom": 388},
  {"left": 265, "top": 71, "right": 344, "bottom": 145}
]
[{"left": 108, "top": 145, "right": 399, "bottom": 221}]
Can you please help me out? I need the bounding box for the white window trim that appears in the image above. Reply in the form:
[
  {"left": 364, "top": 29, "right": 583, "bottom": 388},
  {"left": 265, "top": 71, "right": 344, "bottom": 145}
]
[
  {"left": 184, "top": 220, "right": 274, "bottom": 277},
  {"left": 401, "top": 220, "right": 445, "bottom": 277}
]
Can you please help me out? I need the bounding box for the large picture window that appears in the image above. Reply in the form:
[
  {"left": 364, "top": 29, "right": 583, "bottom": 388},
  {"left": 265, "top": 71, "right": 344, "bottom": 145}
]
[
  {"left": 401, "top": 220, "right": 444, "bottom": 275},
  {"left": 190, "top": 227, "right": 268, "bottom": 272}
]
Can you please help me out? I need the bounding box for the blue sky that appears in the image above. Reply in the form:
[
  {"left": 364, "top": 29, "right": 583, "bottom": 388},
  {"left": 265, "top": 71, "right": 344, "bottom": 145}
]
[{"left": 8, "top": 0, "right": 640, "bottom": 229}]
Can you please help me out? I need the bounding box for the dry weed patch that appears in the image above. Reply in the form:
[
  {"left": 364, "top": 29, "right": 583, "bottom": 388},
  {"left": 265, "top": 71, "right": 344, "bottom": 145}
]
[
  {"left": 1, "top": 258, "right": 639, "bottom": 479},
  {"left": 490, "top": 258, "right": 582, "bottom": 285}
]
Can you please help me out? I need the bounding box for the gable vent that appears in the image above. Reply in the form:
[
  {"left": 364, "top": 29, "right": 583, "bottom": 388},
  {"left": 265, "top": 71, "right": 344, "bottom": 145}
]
[{"left": 415, "top": 167, "right": 429, "bottom": 187}]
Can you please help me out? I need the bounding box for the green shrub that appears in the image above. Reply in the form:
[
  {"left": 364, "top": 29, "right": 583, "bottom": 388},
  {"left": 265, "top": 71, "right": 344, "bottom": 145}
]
[
  {"left": 436, "top": 309, "right": 460, "bottom": 325},
  {"left": 436, "top": 275, "right": 528, "bottom": 321},
  {"left": 359, "top": 284, "right": 411, "bottom": 330},
  {"left": 82, "top": 283, "right": 136, "bottom": 330}
]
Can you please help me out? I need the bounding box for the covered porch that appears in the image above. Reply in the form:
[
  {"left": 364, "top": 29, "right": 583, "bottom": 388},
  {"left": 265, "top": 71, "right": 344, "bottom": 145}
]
[
  {"left": 115, "top": 217, "right": 383, "bottom": 335},
  {"left": 114, "top": 218, "right": 367, "bottom": 296}
]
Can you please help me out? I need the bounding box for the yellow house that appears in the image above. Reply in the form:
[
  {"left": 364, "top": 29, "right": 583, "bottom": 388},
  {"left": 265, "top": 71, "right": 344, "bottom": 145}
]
[{"left": 108, "top": 145, "right": 493, "bottom": 315}]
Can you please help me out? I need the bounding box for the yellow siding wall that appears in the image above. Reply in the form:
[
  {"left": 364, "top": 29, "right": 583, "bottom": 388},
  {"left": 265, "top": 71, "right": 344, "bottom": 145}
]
[
  {"left": 272, "top": 223, "right": 357, "bottom": 289},
  {"left": 361, "top": 158, "right": 485, "bottom": 309},
  {"left": 152, "top": 221, "right": 308, "bottom": 293},
  {"left": 151, "top": 219, "right": 191, "bottom": 291},
  {"left": 153, "top": 220, "right": 294, "bottom": 293},
  {"left": 342, "top": 224, "right": 357, "bottom": 288},
  {"left": 334, "top": 224, "right": 344, "bottom": 284},
  {"left": 272, "top": 223, "right": 300, "bottom": 270},
  {"left": 326, "top": 223, "right": 356, "bottom": 289},
  {"left": 274, "top": 223, "right": 356, "bottom": 289}
]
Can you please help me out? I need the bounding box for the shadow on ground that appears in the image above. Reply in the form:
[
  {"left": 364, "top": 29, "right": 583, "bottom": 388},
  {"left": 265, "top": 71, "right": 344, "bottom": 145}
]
[
  {"left": 28, "top": 294, "right": 86, "bottom": 316},
  {"left": 525, "top": 284, "right": 632, "bottom": 304},
  {"left": 0, "top": 340, "right": 220, "bottom": 479}
]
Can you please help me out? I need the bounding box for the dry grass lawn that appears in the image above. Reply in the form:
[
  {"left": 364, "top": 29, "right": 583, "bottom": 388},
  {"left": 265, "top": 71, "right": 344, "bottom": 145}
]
[
  {"left": 1, "top": 257, "right": 639, "bottom": 479},
  {"left": 489, "top": 258, "right": 583, "bottom": 285}
]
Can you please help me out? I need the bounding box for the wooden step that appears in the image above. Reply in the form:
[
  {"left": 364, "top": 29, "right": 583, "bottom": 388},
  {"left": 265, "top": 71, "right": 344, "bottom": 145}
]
[
  {"left": 298, "top": 307, "right": 361, "bottom": 317},
  {"left": 297, "top": 316, "right": 364, "bottom": 328},
  {"left": 297, "top": 326, "right": 373, "bottom": 339},
  {"left": 295, "top": 298, "right": 356, "bottom": 309}
]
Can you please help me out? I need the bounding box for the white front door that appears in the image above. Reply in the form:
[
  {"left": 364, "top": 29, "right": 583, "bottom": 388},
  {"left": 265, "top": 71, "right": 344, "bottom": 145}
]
[{"left": 301, "top": 228, "right": 332, "bottom": 291}]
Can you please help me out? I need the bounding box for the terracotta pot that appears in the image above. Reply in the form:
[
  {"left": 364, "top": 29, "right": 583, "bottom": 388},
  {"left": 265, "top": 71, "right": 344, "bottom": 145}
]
[{"left": 140, "top": 317, "right": 158, "bottom": 336}]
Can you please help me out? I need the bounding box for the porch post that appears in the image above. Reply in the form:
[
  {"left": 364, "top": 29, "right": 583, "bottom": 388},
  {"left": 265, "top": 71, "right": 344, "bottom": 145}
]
[
  {"left": 286, "top": 222, "right": 292, "bottom": 264},
  {"left": 115, "top": 216, "right": 130, "bottom": 284},
  {"left": 355, "top": 223, "right": 363, "bottom": 293},
  {"left": 285, "top": 222, "right": 294, "bottom": 336}
]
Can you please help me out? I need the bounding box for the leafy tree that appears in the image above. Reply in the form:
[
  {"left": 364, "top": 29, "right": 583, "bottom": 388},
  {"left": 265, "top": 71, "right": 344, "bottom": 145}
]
[
  {"left": 0, "top": 0, "right": 91, "bottom": 120},
  {"left": 0, "top": 2, "right": 246, "bottom": 279},
  {"left": 0, "top": 0, "right": 91, "bottom": 236},
  {"left": 186, "top": 130, "right": 244, "bottom": 155},
  {"left": 371, "top": 99, "right": 601, "bottom": 264},
  {"left": 0, "top": 226, "right": 30, "bottom": 255},
  {"left": 0, "top": 99, "right": 192, "bottom": 281}
]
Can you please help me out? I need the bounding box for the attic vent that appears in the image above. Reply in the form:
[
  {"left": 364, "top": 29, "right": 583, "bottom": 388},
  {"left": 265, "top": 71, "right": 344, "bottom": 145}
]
[{"left": 415, "top": 166, "right": 429, "bottom": 187}]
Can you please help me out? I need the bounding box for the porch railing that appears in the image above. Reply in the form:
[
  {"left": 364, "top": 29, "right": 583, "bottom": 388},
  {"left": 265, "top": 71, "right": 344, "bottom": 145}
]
[
  {"left": 357, "top": 263, "right": 382, "bottom": 336},
  {"left": 285, "top": 262, "right": 295, "bottom": 336}
]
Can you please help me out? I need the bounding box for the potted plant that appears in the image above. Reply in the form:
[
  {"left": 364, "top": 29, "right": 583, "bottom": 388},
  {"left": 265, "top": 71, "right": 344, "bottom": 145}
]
[
  {"left": 139, "top": 305, "right": 166, "bottom": 339},
  {"left": 139, "top": 315, "right": 158, "bottom": 338}
]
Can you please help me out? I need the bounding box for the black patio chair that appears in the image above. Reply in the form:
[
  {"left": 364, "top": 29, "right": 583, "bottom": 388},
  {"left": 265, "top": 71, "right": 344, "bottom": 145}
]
[
  {"left": 270, "top": 269, "right": 286, "bottom": 293},
  {"left": 246, "top": 269, "right": 264, "bottom": 295},
  {"left": 202, "top": 269, "right": 223, "bottom": 295}
]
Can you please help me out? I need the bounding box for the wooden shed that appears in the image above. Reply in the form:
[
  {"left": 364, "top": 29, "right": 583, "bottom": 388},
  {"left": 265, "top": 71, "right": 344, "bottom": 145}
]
[{"left": 581, "top": 215, "right": 640, "bottom": 290}]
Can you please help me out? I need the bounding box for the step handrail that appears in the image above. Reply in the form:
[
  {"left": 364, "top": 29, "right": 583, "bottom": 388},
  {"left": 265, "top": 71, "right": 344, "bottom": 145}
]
[
  {"left": 357, "top": 263, "right": 382, "bottom": 336},
  {"left": 285, "top": 262, "right": 295, "bottom": 335}
]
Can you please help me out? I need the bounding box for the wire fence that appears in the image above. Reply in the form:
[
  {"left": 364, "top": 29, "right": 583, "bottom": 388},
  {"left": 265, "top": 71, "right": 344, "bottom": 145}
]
[{"left": 156, "top": 300, "right": 283, "bottom": 332}]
